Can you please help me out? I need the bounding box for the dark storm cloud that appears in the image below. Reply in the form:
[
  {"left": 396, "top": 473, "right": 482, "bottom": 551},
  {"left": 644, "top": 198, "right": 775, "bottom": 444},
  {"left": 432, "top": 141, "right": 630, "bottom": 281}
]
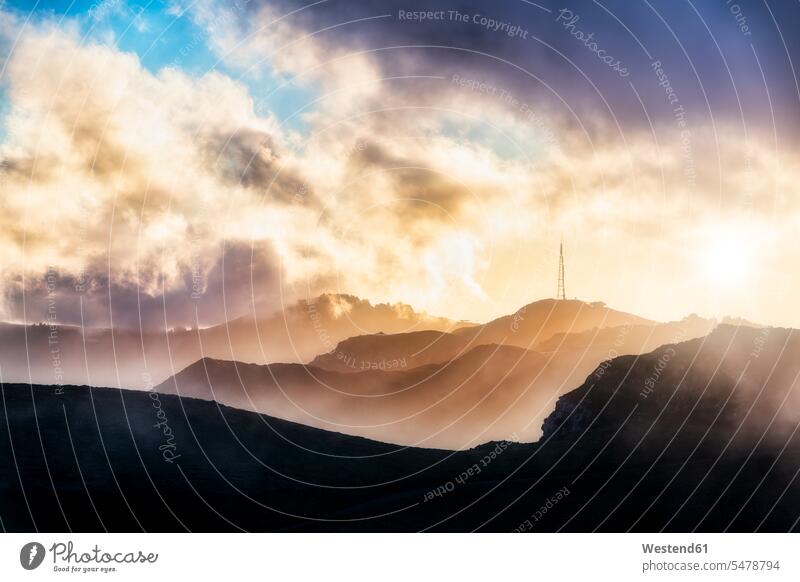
[{"left": 235, "top": 0, "right": 800, "bottom": 140}]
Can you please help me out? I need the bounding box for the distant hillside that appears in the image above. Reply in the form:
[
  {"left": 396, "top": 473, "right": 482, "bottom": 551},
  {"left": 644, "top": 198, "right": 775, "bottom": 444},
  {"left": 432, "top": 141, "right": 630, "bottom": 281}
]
[
  {"left": 312, "top": 314, "right": 716, "bottom": 377},
  {"left": 310, "top": 330, "right": 475, "bottom": 372},
  {"left": 535, "top": 314, "right": 717, "bottom": 357},
  {"left": 0, "top": 296, "right": 659, "bottom": 389},
  {"left": 198, "top": 293, "right": 472, "bottom": 367},
  {"left": 152, "top": 314, "right": 724, "bottom": 450},
  {"left": 155, "top": 344, "right": 572, "bottom": 449},
  {"left": 0, "top": 294, "right": 468, "bottom": 387},
  {"left": 306, "top": 299, "right": 674, "bottom": 383},
  {"left": 454, "top": 299, "right": 654, "bottom": 350}
]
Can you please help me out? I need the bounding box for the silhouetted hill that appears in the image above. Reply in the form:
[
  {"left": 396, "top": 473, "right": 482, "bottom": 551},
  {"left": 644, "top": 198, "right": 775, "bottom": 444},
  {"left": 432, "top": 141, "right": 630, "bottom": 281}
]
[
  {"left": 155, "top": 344, "right": 570, "bottom": 449},
  {"left": 309, "top": 330, "right": 475, "bottom": 373},
  {"left": 0, "top": 296, "right": 661, "bottom": 390},
  {"left": 199, "top": 293, "right": 471, "bottom": 367},
  {"left": 543, "top": 324, "right": 799, "bottom": 445},
  {"left": 527, "top": 324, "right": 800, "bottom": 532},
  {"left": 454, "top": 299, "right": 654, "bottom": 351},
  {"left": 0, "top": 294, "right": 467, "bottom": 387},
  {"left": 0, "top": 382, "right": 463, "bottom": 532},
  {"left": 534, "top": 314, "right": 716, "bottom": 355},
  {"left": 309, "top": 315, "right": 716, "bottom": 383},
  {"left": 153, "top": 305, "right": 668, "bottom": 449}
]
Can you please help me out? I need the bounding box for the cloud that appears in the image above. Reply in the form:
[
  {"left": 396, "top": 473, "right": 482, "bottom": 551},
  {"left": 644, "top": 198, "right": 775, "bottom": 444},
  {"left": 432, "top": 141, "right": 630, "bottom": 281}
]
[
  {"left": 185, "top": 0, "right": 800, "bottom": 140},
  {"left": 0, "top": 18, "right": 305, "bottom": 326},
  {"left": 3, "top": 241, "right": 282, "bottom": 330},
  {"left": 0, "top": 2, "right": 799, "bottom": 330}
]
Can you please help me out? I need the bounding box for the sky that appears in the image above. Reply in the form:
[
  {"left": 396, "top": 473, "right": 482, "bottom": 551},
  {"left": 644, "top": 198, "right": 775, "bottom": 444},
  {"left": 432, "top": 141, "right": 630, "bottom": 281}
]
[{"left": 0, "top": 0, "right": 798, "bottom": 330}]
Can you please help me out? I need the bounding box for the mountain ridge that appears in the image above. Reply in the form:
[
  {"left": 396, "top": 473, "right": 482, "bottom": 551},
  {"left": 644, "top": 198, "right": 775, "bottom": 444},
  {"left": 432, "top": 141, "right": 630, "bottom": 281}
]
[{"left": 155, "top": 342, "right": 557, "bottom": 449}]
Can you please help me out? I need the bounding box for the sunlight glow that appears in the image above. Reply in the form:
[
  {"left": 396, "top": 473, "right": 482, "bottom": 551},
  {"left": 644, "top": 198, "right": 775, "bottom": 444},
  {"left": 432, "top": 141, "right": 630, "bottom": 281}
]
[{"left": 697, "top": 228, "right": 755, "bottom": 285}]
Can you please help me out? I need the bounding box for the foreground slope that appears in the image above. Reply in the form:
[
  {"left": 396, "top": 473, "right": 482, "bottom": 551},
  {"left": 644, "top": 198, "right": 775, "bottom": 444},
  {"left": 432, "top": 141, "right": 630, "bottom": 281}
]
[
  {"left": 2, "top": 324, "right": 799, "bottom": 532},
  {"left": 0, "top": 383, "right": 458, "bottom": 532}
]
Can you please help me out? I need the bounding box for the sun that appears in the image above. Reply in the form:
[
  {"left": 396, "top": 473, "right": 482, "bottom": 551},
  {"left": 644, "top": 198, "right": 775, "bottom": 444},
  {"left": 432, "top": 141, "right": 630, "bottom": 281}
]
[{"left": 697, "top": 228, "right": 755, "bottom": 285}]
